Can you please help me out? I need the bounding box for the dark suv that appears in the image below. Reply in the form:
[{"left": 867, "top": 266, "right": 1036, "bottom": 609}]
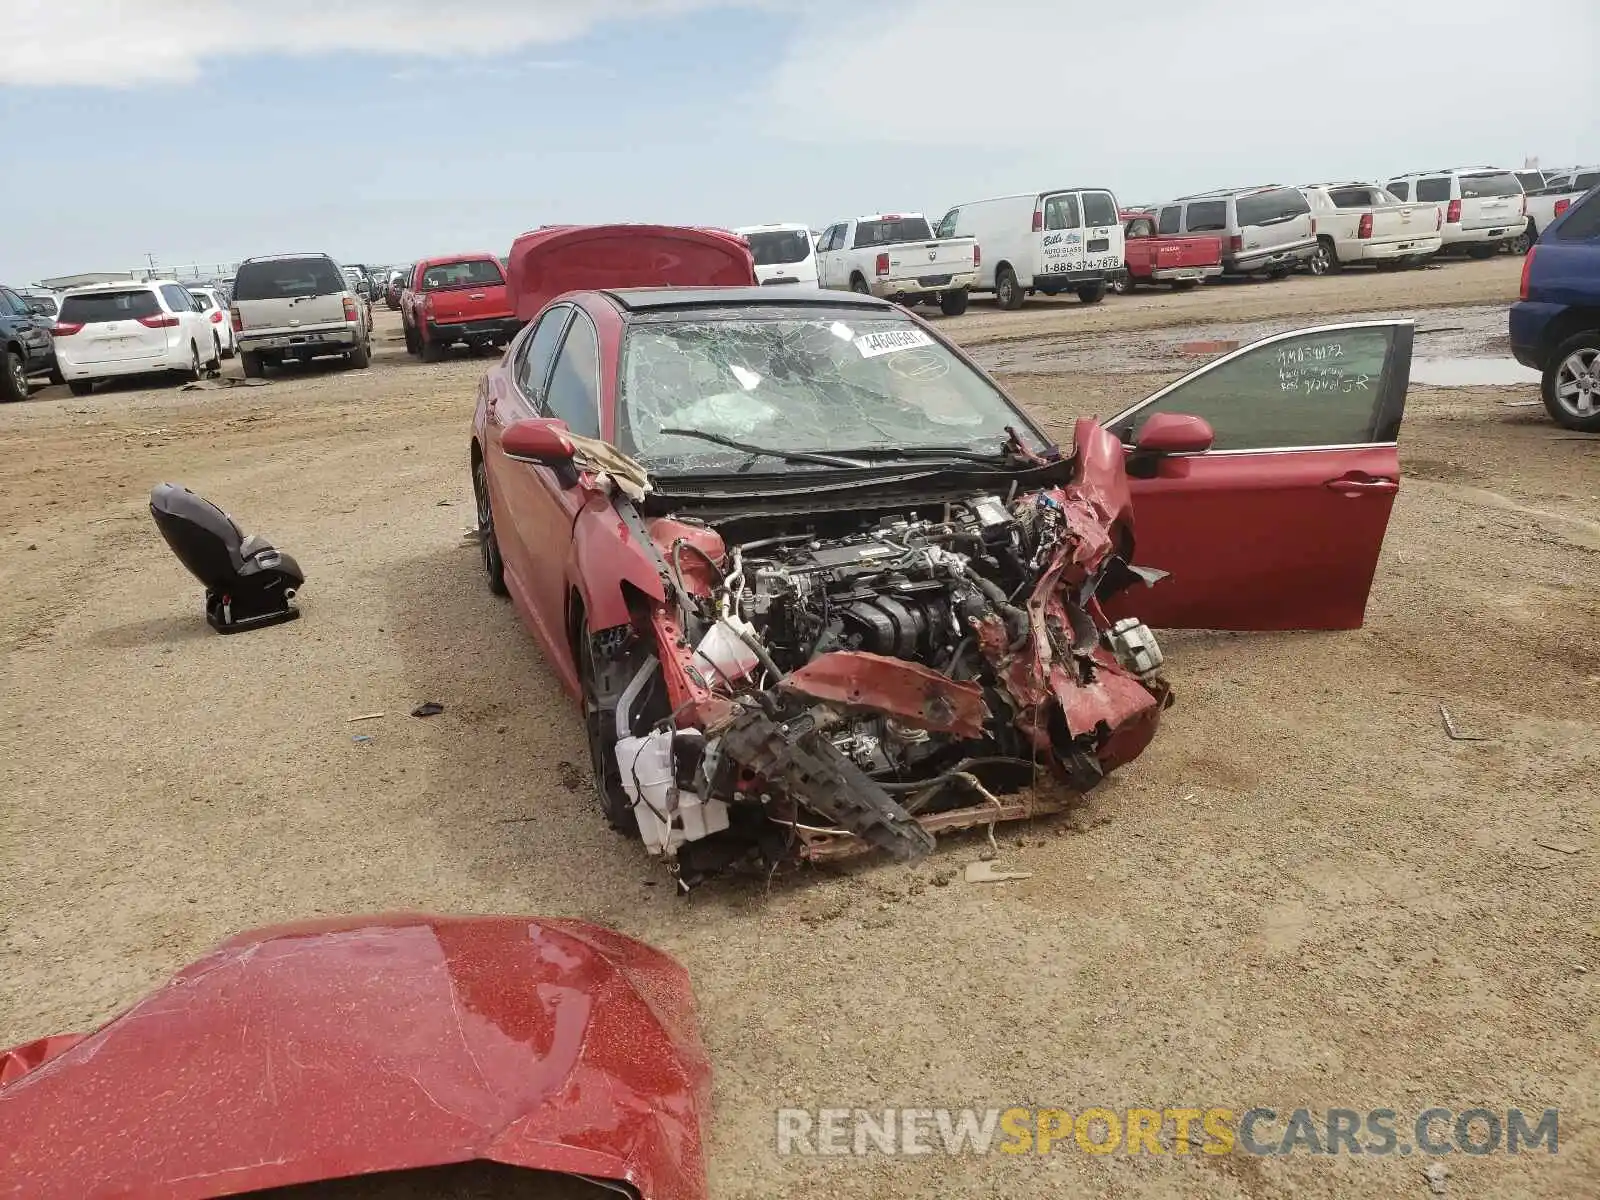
[
  {"left": 1, "top": 285, "right": 60, "bottom": 402},
  {"left": 1510, "top": 185, "right": 1600, "bottom": 431}
]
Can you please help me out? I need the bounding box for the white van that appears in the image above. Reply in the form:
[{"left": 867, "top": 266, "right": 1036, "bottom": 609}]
[
  {"left": 734, "top": 223, "right": 820, "bottom": 288},
  {"left": 934, "top": 188, "right": 1124, "bottom": 309}
]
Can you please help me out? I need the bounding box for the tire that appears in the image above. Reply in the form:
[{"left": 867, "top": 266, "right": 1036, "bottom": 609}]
[
  {"left": 1541, "top": 333, "right": 1600, "bottom": 432},
  {"left": 209, "top": 336, "right": 222, "bottom": 374},
  {"left": 472, "top": 454, "right": 508, "bottom": 596},
  {"left": 186, "top": 342, "right": 203, "bottom": 382},
  {"left": 2, "top": 350, "right": 27, "bottom": 403},
  {"left": 1170, "top": 279, "right": 1198, "bottom": 292},
  {"left": 240, "top": 351, "right": 264, "bottom": 379},
  {"left": 1467, "top": 245, "right": 1496, "bottom": 260},
  {"left": 403, "top": 322, "right": 419, "bottom": 356},
  {"left": 995, "top": 265, "right": 1024, "bottom": 310},
  {"left": 1507, "top": 221, "right": 1535, "bottom": 256},
  {"left": 1077, "top": 280, "right": 1107, "bottom": 305},
  {"left": 1309, "top": 238, "right": 1339, "bottom": 276},
  {"left": 1111, "top": 271, "right": 1136, "bottom": 296},
  {"left": 348, "top": 339, "right": 370, "bottom": 369},
  {"left": 938, "top": 288, "right": 970, "bottom": 316},
  {"left": 580, "top": 625, "right": 643, "bottom": 834},
  {"left": 849, "top": 274, "right": 871, "bottom": 295},
  {"left": 68, "top": 380, "right": 94, "bottom": 397}
]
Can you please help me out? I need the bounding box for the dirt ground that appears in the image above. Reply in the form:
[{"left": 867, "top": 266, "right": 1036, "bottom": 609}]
[{"left": 2, "top": 256, "right": 1595, "bottom": 1199}]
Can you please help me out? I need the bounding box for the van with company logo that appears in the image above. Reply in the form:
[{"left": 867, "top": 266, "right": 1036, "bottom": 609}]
[{"left": 934, "top": 188, "right": 1124, "bottom": 309}]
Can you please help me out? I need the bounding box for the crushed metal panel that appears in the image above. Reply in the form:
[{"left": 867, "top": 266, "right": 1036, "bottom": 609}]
[{"left": 777, "top": 650, "right": 990, "bottom": 737}]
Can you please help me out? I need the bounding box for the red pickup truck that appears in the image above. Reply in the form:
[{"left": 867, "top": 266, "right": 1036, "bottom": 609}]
[
  {"left": 1112, "top": 211, "right": 1223, "bottom": 294},
  {"left": 402, "top": 253, "right": 520, "bottom": 362}
]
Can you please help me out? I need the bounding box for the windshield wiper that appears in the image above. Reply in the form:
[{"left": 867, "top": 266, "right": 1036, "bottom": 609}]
[
  {"left": 813, "top": 444, "right": 1020, "bottom": 465},
  {"left": 658, "top": 427, "right": 870, "bottom": 469}
]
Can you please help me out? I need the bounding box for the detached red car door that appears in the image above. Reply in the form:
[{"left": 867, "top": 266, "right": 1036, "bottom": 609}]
[{"left": 1101, "top": 320, "right": 1413, "bottom": 631}]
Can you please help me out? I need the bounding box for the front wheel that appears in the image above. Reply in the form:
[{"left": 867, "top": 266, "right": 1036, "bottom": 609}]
[
  {"left": 938, "top": 288, "right": 970, "bottom": 316},
  {"left": 579, "top": 626, "right": 643, "bottom": 833},
  {"left": 1542, "top": 334, "right": 1600, "bottom": 432},
  {"left": 472, "top": 455, "right": 508, "bottom": 595},
  {"left": 1077, "top": 280, "right": 1106, "bottom": 304},
  {"left": 1111, "top": 271, "right": 1136, "bottom": 296},
  {"left": 2, "top": 350, "right": 27, "bottom": 403}
]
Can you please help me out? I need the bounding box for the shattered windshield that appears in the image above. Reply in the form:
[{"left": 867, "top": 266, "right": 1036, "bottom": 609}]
[{"left": 618, "top": 311, "right": 1043, "bottom": 474}]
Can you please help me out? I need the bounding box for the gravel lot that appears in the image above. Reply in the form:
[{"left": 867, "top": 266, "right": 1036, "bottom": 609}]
[{"left": 2, "top": 256, "right": 1595, "bottom": 1199}]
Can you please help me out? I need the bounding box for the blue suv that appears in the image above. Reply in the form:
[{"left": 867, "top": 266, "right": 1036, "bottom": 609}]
[{"left": 1510, "top": 185, "right": 1600, "bottom": 431}]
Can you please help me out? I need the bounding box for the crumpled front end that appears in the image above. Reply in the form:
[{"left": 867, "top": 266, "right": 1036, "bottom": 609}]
[{"left": 593, "top": 422, "right": 1172, "bottom": 881}]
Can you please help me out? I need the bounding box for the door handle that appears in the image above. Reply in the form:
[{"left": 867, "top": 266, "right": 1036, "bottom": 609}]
[{"left": 1325, "top": 476, "right": 1398, "bottom": 496}]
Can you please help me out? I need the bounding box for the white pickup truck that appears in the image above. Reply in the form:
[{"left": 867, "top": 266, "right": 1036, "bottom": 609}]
[
  {"left": 1516, "top": 169, "right": 1598, "bottom": 252},
  {"left": 815, "top": 214, "right": 979, "bottom": 316},
  {"left": 1301, "top": 183, "right": 1443, "bottom": 273}
]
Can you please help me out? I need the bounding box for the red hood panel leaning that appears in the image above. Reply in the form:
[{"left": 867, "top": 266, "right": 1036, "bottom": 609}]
[{"left": 0, "top": 914, "right": 712, "bottom": 1200}]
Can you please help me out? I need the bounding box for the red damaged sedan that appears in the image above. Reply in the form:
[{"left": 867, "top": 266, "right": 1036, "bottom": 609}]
[{"left": 471, "top": 274, "right": 1412, "bottom": 881}]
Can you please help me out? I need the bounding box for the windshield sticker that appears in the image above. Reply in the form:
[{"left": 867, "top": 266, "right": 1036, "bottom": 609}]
[{"left": 854, "top": 329, "right": 934, "bottom": 359}]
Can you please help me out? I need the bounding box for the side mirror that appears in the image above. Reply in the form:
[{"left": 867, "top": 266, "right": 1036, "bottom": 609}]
[
  {"left": 1135, "top": 412, "right": 1214, "bottom": 455},
  {"left": 503, "top": 418, "right": 579, "bottom": 484}
]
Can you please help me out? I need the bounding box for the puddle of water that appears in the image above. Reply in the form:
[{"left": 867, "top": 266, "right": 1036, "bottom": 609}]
[{"left": 1409, "top": 358, "right": 1540, "bottom": 387}]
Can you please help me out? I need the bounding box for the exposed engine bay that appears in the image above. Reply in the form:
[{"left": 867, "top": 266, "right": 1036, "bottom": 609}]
[{"left": 588, "top": 425, "right": 1174, "bottom": 885}]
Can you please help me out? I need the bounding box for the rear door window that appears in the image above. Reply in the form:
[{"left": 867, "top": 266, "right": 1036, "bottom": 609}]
[
  {"left": 744, "top": 230, "right": 812, "bottom": 265},
  {"left": 159, "top": 284, "right": 193, "bottom": 312},
  {"left": 1081, "top": 191, "right": 1118, "bottom": 227},
  {"left": 1184, "top": 201, "right": 1227, "bottom": 233},
  {"left": 1329, "top": 187, "right": 1377, "bottom": 209},
  {"left": 1388, "top": 180, "right": 1410, "bottom": 200},
  {"left": 1415, "top": 177, "right": 1451, "bottom": 203},
  {"left": 1573, "top": 171, "right": 1600, "bottom": 192},
  {"left": 0, "top": 289, "right": 26, "bottom": 316},
  {"left": 1109, "top": 326, "right": 1403, "bottom": 451},
  {"left": 1235, "top": 188, "right": 1311, "bottom": 226},
  {"left": 421, "top": 259, "right": 505, "bottom": 289},
  {"left": 60, "top": 290, "right": 160, "bottom": 323},
  {"left": 542, "top": 312, "right": 601, "bottom": 439},
  {"left": 935, "top": 210, "right": 958, "bottom": 239},
  {"left": 1157, "top": 207, "right": 1181, "bottom": 235},
  {"left": 1554, "top": 190, "right": 1600, "bottom": 241},
  {"left": 233, "top": 257, "right": 346, "bottom": 300},
  {"left": 853, "top": 217, "right": 934, "bottom": 247},
  {"left": 1042, "top": 194, "right": 1081, "bottom": 230},
  {"left": 1459, "top": 172, "right": 1521, "bottom": 199}
]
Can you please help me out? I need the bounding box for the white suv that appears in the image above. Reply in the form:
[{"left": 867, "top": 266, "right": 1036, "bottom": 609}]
[
  {"left": 52, "top": 280, "right": 220, "bottom": 396},
  {"left": 1383, "top": 167, "right": 1526, "bottom": 257}
]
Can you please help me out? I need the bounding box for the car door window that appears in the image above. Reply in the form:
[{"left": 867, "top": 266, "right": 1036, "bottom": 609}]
[
  {"left": 1183, "top": 201, "right": 1227, "bottom": 233},
  {"left": 542, "top": 312, "right": 601, "bottom": 439},
  {"left": 159, "top": 284, "right": 190, "bottom": 312},
  {"left": 1415, "top": 177, "right": 1450, "bottom": 203},
  {"left": 1127, "top": 218, "right": 1154, "bottom": 238},
  {"left": 935, "top": 209, "right": 959, "bottom": 239},
  {"left": 1043, "top": 194, "right": 1080, "bottom": 230},
  {"left": 1081, "top": 191, "right": 1118, "bottom": 228},
  {"left": 1555, "top": 190, "right": 1600, "bottom": 241},
  {"left": 1388, "top": 180, "right": 1410, "bottom": 200},
  {"left": 0, "top": 289, "right": 27, "bottom": 316},
  {"left": 1107, "top": 325, "right": 1407, "bottom": 452},
  {"left": 1157, "top": 207, "right": 1181, "bottom": 235},
  {"left": 514, "top": 305, "right": 571, "bottom": 400}
]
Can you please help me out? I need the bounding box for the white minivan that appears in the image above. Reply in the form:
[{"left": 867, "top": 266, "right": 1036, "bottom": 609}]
[
  {"left": 52, "top": 280, "right": 220, "bottom": 396},
  {"left": 934, "top": 188, "right": 1124, "bottom": 309},
  {"left": 734, "top": 223, "right": 820, "bottom": 288}
]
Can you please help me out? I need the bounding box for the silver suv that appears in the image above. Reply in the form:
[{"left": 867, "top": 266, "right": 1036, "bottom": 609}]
[
  {"left": 1154, "top": 186, "right": 1317, "bottom": 278},
  {"left": 229, "top": 253, "right": 372, "bottom": 378}
]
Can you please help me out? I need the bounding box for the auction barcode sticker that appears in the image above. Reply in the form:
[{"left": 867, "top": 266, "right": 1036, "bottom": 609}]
[{"left": 854, "top": 329, "right": 935, "bottom": 359}]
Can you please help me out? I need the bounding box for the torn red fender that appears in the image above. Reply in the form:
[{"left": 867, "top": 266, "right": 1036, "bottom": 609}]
[
  {"left": 0, "top": 914, "right": 712, "bottom": 1200},
  {"left": 777, "top": 650, "right": 991, "bottom": 737}
]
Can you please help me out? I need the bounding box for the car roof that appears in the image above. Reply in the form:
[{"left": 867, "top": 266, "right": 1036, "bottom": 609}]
[
  {"left": 60, "top": 279, "right": 167, "bottom": 295},
  {"left": 414, "top": 252, "right": 500, "bottom": 269},
  {"left": 734, "top": 223, "right": 811, "bottom": 234},
  {"left": 237, "top": 253, "right": 338, "bottom": 265},
  {"left": 599, "top": 286, "right": 896, "bottom": 314}
]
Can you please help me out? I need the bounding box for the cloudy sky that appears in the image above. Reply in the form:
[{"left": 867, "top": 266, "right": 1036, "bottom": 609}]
[{"left": 2, "top": 0, "right": 1595, "bottom": 283}]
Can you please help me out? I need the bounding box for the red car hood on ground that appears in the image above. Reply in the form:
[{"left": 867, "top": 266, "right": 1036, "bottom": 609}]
[{"left": 0, "top": 914, "right": 712, "bottom": 1200}]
